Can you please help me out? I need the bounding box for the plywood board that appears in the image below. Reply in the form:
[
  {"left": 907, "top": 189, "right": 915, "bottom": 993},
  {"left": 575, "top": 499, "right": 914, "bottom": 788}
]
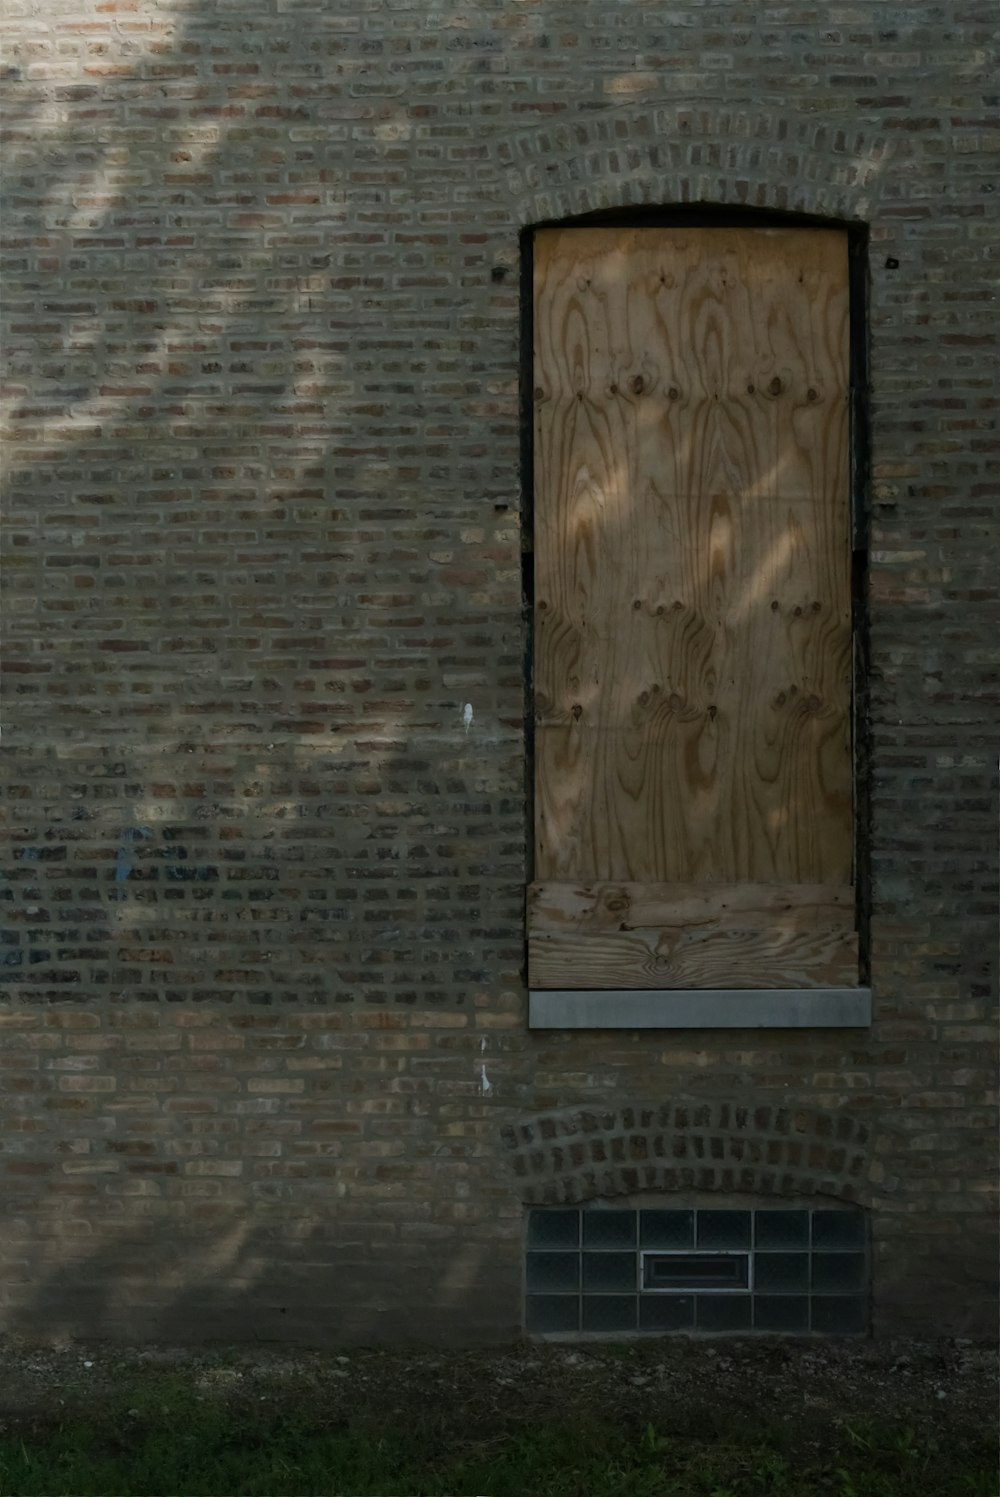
[
  {"left": 533, "top": 226, "right": 853, "bottom": 889},
  {"left": 527, "top": 881, "right": 857, "bottom": 990}
]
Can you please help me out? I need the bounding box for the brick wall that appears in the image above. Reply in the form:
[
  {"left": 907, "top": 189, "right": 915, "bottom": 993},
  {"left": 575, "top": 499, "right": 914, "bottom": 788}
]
[{"left": 1, "top": 2, "right": 996, "bottom": 1342}]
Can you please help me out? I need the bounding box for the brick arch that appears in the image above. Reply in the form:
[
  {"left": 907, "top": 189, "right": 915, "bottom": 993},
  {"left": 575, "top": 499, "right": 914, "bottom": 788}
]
[
  {"left": 500, "top": 1100, "right": 881, "bottom": 1207},
  {"left": 491, "top": 104, "right": 894, "bottom": 227}
]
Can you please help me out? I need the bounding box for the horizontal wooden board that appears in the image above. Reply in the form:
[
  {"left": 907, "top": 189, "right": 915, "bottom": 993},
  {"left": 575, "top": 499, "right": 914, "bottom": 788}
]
[{"left": 528, "top": 881, "right": 857, "bottom": 990}]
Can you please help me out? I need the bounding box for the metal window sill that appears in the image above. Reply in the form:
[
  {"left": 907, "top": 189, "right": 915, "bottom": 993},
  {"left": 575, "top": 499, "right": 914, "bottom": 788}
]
[{"left": 528, "top": 988, "right": 872, "bottom": 1030}]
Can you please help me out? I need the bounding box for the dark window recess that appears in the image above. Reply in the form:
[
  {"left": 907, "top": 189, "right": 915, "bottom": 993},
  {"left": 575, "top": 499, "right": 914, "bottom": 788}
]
[
  {"left": 581, "top": 1295, "right": 636, "bottom": 1333},
  {"left": 697, "top": 1211, "right": 752, "bottom": 1250},
  {"left": 642, "top": 1252, "right": 750, "bottom": 1292},
  {"left": 527, "top": 1209, "right": 580, "bottom": 1250},
  {"left": 641, "top": 1210, "right": 695, "bottom": 1249},
  {"left": 755, "top": 1252, "right": 810, "bottom": 1294},
  {"left": 756, "top": 1211, "right": 810, "bottom": 1249},
  {"left": 640, "top": 1295, "right": 695, "bottom": 1332},
  {"left": 697, "top": 1294, "right": 753, "bottom": 1333},
  {"left": 583, "top": 1211, "right": 637, "bottom": 1249},
  {"left": 525, "top": 1205, "right": 868, "bottom": 1336},
  {"left": 813, "top": 1251, "right": 867, "bottom": 1294},
  {"left": 755, "top": 1295, "right": 810, "bottom": 1332},
  {"left": 526, "top": 1252, "right": 579, "bottom": 1293},
  {"left": 583, "top": 1252, "right": 636, "bottom": 1292}
]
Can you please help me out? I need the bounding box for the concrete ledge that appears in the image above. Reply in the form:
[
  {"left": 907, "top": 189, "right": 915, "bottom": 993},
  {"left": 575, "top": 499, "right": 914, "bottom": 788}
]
[{"left": 528, "top": 988, "right": 872, "bottom": 1030}]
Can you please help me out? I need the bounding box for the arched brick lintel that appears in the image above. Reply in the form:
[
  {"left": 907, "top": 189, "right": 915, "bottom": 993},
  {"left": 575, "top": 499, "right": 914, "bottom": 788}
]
[
  {"left": 492, "top": 105, "right": 893, "bottom": 228},
  {"left": 501, "top": 1101, "right": 880, "bottom": 1208}
]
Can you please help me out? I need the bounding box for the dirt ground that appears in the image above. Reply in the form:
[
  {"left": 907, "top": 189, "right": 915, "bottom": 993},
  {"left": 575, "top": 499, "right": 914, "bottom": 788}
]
[{"left": 0, "top": 1335, "right": 994, "bottom": 1459}]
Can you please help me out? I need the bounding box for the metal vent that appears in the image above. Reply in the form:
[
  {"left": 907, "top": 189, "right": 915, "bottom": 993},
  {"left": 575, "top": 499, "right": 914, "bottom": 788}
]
[{"left": 642, "top": 1252, "right": 750, "bottom": 1292}]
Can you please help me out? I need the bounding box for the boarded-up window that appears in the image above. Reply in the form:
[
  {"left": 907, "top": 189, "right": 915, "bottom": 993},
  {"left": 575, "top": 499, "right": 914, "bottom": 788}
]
[{"left": 529, "top": 225, "right": 859, "bottom": 1001}]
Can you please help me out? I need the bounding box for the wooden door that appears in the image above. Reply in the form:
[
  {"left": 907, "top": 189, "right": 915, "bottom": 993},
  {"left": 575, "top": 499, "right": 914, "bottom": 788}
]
[{"left": 529, "top": 226, "right": 856, "bottom": 992}]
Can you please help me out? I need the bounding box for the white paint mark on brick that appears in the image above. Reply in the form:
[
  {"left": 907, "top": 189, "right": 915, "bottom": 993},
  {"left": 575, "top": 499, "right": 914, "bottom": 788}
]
[
  {"left": 480, "top": 1063, "right": 492, "bottom": 1095},
  {"left": 463, "top": 702, "right": 474, "bottom": 734}
]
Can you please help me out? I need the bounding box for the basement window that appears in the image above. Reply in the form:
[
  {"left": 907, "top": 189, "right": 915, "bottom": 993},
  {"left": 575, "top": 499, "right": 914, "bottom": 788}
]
[
  {"left": 525, "top": 217, "right": 870, "bottom": 1029},
  {"left": 524, "top": 1205, "right": 868, "bottom": 1335}
]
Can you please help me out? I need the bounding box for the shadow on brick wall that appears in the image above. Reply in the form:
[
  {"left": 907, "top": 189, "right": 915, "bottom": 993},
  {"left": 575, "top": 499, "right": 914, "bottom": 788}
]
[
  {"left": 2, "top": 4, "right": 525, "bottom": 1003},
  {"left": 4, "top": 1211, "right": 522, "bottom": 1346},
  {"left": 1, "top": 9, "right": 525, "bottom": 1343}
]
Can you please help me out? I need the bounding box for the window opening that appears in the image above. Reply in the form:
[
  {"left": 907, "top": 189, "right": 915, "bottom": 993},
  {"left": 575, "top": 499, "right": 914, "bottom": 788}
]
[
  {"left": 525, "top": 215, "right": 869, "bottom": 1025},
  {"left": 525, "top": 1205, "right": 868, "bottom": 1335}
]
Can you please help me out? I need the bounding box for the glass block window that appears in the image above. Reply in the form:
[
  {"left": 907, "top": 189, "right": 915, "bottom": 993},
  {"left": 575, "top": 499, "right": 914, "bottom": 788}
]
[{"left": 525, "top": 1205, "right": 868, "bottom": 1336}]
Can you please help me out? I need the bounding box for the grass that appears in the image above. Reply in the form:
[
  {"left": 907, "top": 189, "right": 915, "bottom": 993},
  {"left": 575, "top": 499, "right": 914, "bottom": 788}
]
[{"left": 0, "top": 1368, "right": 994, "bottom": 1497}]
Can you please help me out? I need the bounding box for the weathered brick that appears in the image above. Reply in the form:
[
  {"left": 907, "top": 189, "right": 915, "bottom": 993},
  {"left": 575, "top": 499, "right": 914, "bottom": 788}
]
[{"left": 0, "top": 3, "right": 995, "bottom": 1346}]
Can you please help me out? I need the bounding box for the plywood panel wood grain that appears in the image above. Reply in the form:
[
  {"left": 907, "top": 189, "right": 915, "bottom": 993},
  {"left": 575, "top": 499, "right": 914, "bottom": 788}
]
[{"left": 533, "top": 227, "right": 852, "bottom": 895}]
